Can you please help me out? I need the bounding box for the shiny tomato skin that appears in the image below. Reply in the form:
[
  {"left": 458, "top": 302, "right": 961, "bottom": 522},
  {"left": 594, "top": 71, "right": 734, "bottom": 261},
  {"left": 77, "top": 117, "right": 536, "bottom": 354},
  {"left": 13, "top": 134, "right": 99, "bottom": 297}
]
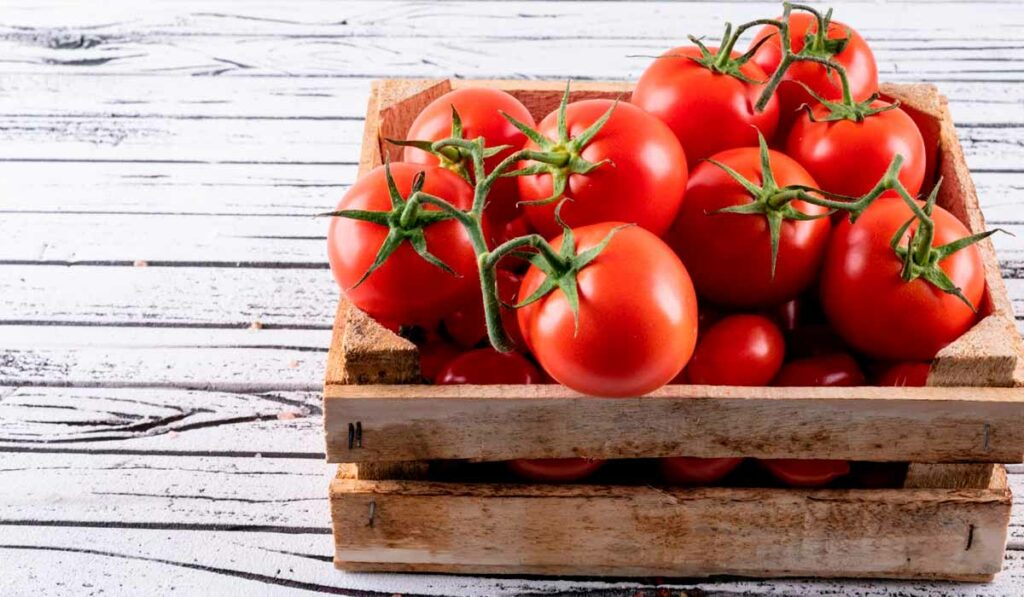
[
  {"left": 821, "top": 199, "right": 985, "bottom": 360},
  {"left": 518, "top": 224, "right": 699, "bottom": 397},
  {"left": 660, "top": 457, "right": 744, "bottom": 485},
  {"left": 632, "top": 46, "right": 780, "bottom": 168},
  {"left": 507, "top": 458, "right": 605, "bottom": 483},
  {"left": 773, "top": 353, "right": 865, "bottom": 387},
  {"left": 519, "top": 100, "right": 688, "bottom": 239},
  {"left": 787, "top": 101, "right": 926, "bottom": 199},
  {"left": 434, "top": 348, "right": 542, "bottom": 385},
  {"left": 403, "top": 87, "right": 535, "bottom": 224},
  {"left": 669, "top": 147, "right": 831, "bottom": 307},
  {"left": 418, "top": 340, "right": 462, "bottom": 382},
  {"left": 686, "top": 314, "right": 786, "bottom": 386},
  {"left": 443, "top": 269, "right": 525, "bottom": 349},
  {"left": 750, "top": 13, "right": 878, "bottom": 125},
  {"left": 327, "top": 164, "right": 477, "bottom": 325},
  {"left": 761, "top": 459, "right": 851, "bottom": 487},
  {"left": 876, "top": 362, "right": 931, "bottom": 387}
]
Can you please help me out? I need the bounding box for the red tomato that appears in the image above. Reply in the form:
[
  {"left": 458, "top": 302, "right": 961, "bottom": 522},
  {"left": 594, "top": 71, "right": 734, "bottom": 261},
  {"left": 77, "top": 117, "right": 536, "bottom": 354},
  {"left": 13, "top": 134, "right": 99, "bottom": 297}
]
[
  {"left": 686, "top": 315, "right": 786, "bottom": 386},
  {"left": 403, "top": 87, "right": 535, "bottom": 224},
  {"left": 786, "top": 101, "right": 926, "bottom": 199},
  {"left": 668, "top": 147, "right": 831, "bottom": 307},
  {"left": 507, "top": 458, "right": 605, "bottom": 483},
  {"left": 660, "top": 457, "right": 744, "bottom": 485},
  {"left": 443, "top": 269, "right": 525, "bottom": 349},
  {"left": 491, "top": 214, "right": 535, "bottom": 270},
  {"left": 876, "top": 362, "right": 931, "bottom": 387},
  {"left": 820, "top": 199, "right": 985, "bottom": 360},
  {"left": 418, "top": 340, "right": 462, "bottom": 382},
  {"left": 517, "top": 224, "right": 698, "bottom": 397},
  {"left": 434, "top": 348, "right": 542, "bottom": 385},
  {"left": 750, "top": 12, "right": 878, "bottom": 128},
  {"left": 761, "top": 459, "right": 851, "bottom": 487},
  {"left": 519, "top": 100, "right": 688, "bottom": 239},
  {"left": 632, "top": 46, "right": 780, "bottom": 168},
  {"left": 773, "top": 353, "right": 865, "bottom": 387},
  {"left": 327, "top": 164, "right": 477, "bottom": 325}
]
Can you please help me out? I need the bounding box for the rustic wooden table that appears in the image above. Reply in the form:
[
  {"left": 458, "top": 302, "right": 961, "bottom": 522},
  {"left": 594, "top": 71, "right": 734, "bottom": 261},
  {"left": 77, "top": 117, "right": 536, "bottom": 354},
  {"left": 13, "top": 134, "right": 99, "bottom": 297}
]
[{"left": 1, "top": 1, "right": 1022, "bottom": 595}]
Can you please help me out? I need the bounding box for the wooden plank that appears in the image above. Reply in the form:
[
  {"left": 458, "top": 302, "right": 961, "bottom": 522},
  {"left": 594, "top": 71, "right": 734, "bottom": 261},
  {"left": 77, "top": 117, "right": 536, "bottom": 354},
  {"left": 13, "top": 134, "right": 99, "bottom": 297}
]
[
  {"left": 0, "top": 386, "right": 322, "bottom": 455},
  {"left": 331, "top": 474, "right": 1011, "bottom": 580},
  {"left": 0, "top": 266, "right": 334, "bottom": 326},
  {"left": 0, "top": 326, "right": 329, "bottom": 389},
  {"left": 324, "top": 384, "right": 1024, "bottom": 464}
]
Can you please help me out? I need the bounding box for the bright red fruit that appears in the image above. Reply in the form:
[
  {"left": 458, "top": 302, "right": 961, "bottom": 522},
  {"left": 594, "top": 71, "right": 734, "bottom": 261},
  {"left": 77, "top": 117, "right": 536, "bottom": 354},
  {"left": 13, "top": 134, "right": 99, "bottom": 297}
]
[
  {"left": 443, "top": 269, "right": 525, "bottom": 349},
  {"left": 434, "top": 348, "right": 542, "bottom": 385},
  {"left": 327, "top": 164, "right": 477, "bottom": 325},
  {"left": 669, "top": 147, "right": 831, "bottom": 307},
  {"left": 773, "top": 353, "right": 865, "bottom": 387},
  {"left": 876, "top": 362, "right": 931, "bottom": 387},
  {"left": 507, "top": 458, "right": 605, "bottom": 483},
  {"left": 632, "top": 46, "right": 780, "bottom": 168},
  {"left": 403, "top": 87, "right": 535, "bottom": 224},
  {"left": 517, "top": 224, "right": 699, "bottom": 397},
  {"left": 786, "top": 101, "right": 926, "bottom": 199},
  {"left": 660, "top": 457, "right": 744, "bottom": 485},
  {"left": 418, "top": 341, "right": 462, "bottom": 382},
  {"left": 686, "top": 314, "right": 786, "bottom": 386},
  {"left": 518, "top": 100, "right": 688, "bottom": 239},
  {"left": 821, "top": 199, "right": 985, "bottom": 360}
]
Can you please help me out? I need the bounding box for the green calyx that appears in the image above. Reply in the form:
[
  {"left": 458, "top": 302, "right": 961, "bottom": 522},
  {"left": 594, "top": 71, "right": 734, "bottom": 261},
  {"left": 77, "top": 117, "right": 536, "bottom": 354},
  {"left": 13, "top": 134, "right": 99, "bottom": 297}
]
[
  {"left": 500, "top": 82, "right": 617, "bottom": 206},
  {"left": 800, "top": 88, "right": 900, "bottom": 123},
  {"left": 686, "top": 20, "right": 779, "bottom": 85},
  {"left": 889, "top": 178, "right": 1003, "bottom": 311},
  {"left": 321, "top": 161, "right": 459, "bottom": 289},
  {"left": 497, "top": 202, "right": 629, "bottom": 333},
  {"left": 791, "top": 4, "right": 850, "bottom": 58},
  {"left": 710, "top": 132, "right": 832, "bottom": 277}
]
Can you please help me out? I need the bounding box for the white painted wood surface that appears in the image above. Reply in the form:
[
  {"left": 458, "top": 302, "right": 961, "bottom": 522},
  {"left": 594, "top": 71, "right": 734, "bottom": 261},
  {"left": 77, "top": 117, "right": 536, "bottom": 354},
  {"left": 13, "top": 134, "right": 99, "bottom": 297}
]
[{"left": 1, "top": 1, "right": 1022, "bottom": 594}]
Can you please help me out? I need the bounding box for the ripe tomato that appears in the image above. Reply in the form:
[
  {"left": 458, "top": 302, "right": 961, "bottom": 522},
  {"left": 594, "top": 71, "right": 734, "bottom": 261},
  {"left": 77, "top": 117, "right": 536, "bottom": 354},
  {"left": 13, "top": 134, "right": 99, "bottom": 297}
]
[
  {"left": 876, "top": 362, "right": 931, "bottom": 387},
  {"left": 418, "top": 340, "right": 462, "bottom": 382},
  {"left": 660, "top": 457, "right": 744, "bottom": 485},
  {"left": 443, "top": 269, "right": 525, "bottom": 349},
  {"left": 820, "top": 199, "right": 985, "bottom": 360},
  {"left": 507, "top": 458, "right": 605, "bottom": 483},
  {"left": 434, "top": 348, "right": 542, "bottom": 385},
  {"left": 668, "top": 147, "right": 831, "bottom": 307},
  {"left": 632, "top": 46, "right": 780, "bottom": 168},
  {"left": 773, "top": 353, "right": 865, "bottom": 387},
  {"left": 760, "top": 459, "right": 851, "bottom": 488},
  {"left": 518, "top": 224, "right": 698, "bottom": 397},
  {"left": 786, "top": 101, "right": 926, "bottom": 199},
  {"left": 518, "top": 100, "right": 688, "bottom": 239},
  {"left": 327, "top": 164, "right": 477, "bottom": 325},
  {"left": 750, "top": 11, "right": 878, "bottom": 128},
  {"left": 686, "top": 314, "right": 785, "bottom": 386},
  {"left": 403, "top": 87, "right": 535, "bottom": 224}
]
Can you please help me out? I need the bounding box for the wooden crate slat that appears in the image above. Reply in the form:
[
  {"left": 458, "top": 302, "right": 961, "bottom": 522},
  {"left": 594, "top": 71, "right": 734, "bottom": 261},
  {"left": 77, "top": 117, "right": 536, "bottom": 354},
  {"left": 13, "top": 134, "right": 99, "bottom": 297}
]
[{"left": 330, "top": 468, "right": 1011, "bottom": 580}]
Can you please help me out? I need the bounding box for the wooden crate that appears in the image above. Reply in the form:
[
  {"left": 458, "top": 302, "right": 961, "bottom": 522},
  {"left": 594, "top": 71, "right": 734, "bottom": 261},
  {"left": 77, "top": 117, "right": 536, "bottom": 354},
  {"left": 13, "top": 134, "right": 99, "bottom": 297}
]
[{"left": 323, "top": 79, "right": 1024, "bottom": 581}]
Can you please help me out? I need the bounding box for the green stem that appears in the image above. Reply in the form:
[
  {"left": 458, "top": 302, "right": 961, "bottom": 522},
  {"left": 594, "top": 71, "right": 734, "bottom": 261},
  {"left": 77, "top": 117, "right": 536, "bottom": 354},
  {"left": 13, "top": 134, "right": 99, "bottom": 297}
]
[{"left": 482, "top": 234, "right": 566, "bottom": 272}]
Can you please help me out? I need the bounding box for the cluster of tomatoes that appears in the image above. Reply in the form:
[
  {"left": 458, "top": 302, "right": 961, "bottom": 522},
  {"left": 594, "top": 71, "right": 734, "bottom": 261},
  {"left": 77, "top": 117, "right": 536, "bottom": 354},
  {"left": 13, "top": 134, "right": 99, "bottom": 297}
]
[{"left": 327, "top": 3, "right": 993, "bottom": 486}]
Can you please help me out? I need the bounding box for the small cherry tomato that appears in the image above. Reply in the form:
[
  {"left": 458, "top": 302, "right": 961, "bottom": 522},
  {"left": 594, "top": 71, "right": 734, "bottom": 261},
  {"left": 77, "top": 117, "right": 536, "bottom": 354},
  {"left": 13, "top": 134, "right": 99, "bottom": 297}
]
[
  {"left": 418, "top": 340, "right": 462, "bottom": 383},
  {"left": 876, "top": 362, "right": 931, "bottom": 387},
  {"left": 403, "top": 87, "right": 535, "bottom": 224},
  {"left": 786, "top": 101, "right": 926, "bottom": 199},
  {"left": 773, "top": 353, "right": 865, "bottom": 387},
  {"left": 434, "top": 348, "right": 542, "bottom": 385},
  {"left": 820, "top": 198, "right": 986, "bottom": 360},
  {"left": 519, "top": 100, "right": 688, "bottom": 238},
  {"left": 443, "top": 269, "right": 525, "bottom": 349},
  {"left": 517, "top": 223, "right": 699, "bottom": 397},
  {"left": 660, "top": 457, "right": 744, "bottom": 485},
  {"left": 507, "top": 458, "right": 605, "bottom": 483},
  {"left": 761, "top": 459, "right": 851, "bottom": 487},
  {"left": 327, "top": 164, "right": 478, "bottom": 325},
  {"left": 632, "top": 46, "right": 780, "bottom": 167},
  {"left": 686, "top": 315, "right": 786, "bottom": 386},
  {"left": 750, "top": 11, "right": 878, "bottom": 130},
  {"left": 668, "top": 147, "right": 831, "bottom": 307}
]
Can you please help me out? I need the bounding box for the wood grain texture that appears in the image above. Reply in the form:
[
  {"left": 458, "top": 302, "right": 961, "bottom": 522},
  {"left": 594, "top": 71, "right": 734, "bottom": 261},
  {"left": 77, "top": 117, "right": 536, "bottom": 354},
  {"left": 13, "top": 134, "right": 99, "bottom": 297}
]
[{"left": 331, "top": 472, "right": 1011, "bottom": 580}]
